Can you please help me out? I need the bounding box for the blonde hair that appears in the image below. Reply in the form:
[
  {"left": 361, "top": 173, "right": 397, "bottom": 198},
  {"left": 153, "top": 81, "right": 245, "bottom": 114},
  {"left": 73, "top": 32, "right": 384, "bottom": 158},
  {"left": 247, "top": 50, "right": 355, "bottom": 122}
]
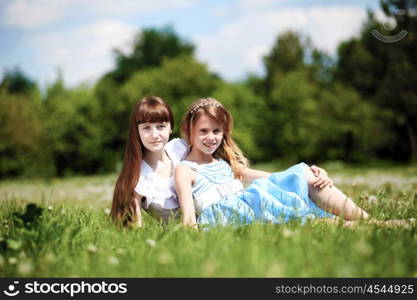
[{"left": 180, "top": 98, "right": 249, "bottom": 178}]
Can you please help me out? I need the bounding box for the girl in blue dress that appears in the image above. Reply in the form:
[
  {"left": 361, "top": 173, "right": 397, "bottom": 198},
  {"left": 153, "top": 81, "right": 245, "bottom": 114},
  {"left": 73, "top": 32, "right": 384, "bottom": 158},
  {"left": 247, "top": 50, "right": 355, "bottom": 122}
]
[{"left": 175, "top": 98, "right": 371, "bottom": 228}]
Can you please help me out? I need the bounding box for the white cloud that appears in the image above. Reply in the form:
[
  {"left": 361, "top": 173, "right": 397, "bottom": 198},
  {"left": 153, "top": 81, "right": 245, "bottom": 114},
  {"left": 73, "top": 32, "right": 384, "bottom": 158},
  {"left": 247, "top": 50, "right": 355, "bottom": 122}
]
[
  {"left": 26, "top": 21, "right": 136, "bottom": 85},
  {"left": 193, "top": 5, "right": 367, "bottom": 80},
  {"left": 306, "top": 7, "right": 367, "bottom": 53},
  {"left": 2, "top": 0, "right": 198, "bottom": 29},
  {"left": 239, "top": 0, "right": 290, "bottom": 12},
  {"left": 2, "top": 1, "right": 373, "bottom": 85},
  {"left": 3, "top": 0, "right": 72, "bottom": 29}
]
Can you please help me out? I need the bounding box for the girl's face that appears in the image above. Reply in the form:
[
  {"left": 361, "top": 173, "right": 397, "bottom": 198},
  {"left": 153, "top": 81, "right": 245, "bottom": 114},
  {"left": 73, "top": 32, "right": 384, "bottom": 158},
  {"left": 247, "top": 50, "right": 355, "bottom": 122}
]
[
  {"left": 138, "top": 122, "right": 171, "bottom": 152},
  {"left": 190, "top": 114, "right": 224, "bottom": 155}
]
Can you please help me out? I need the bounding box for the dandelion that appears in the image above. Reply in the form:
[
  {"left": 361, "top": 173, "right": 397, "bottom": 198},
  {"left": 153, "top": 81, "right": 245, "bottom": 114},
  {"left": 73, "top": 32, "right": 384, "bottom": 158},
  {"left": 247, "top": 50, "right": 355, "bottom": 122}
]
[
  {"left": 47, "top": 206, "right": 53, "bottom": 211},
  {"left": 282, "top": 228, "right": 293, "bottom": 238},
  {"left": 157, "top": 252, "right": 173, "bottom": 265},
  {"left": 146, "top": 239, "right": 156, "bottom": 247},
  {"left": 8, "top": 257, "right": 18, "bottom": 265},
  {"left": 355, "top": 239, "right": 373, "bottom": 258},
  {"left": 266, "top": 262, "right": 284, "bottom": 277},
  {"left": 368, "top": 195, "right": 378, "bottom": 205},
  {"left": 17, "top": 261, "right": 34, "bottom": 276},
  {"left": 336, "top": 265, "right": 355, "bottom": 277},
  {"left": 108, "top": 256, "right": 119, "bottom": 265},
  {"left": 202, "top": 258, "right": 218, "bottom": 276},
  {"left": 44, "top": 252, "right": 55, "bottom": 263},
  {"left": 7, "top": 239, "right": 22, "bottom": 250},
  {"left": 104, "top": 208, "right": 111, "bottom": 215},
  {"left": 86, "top": 243, "right": 98, "bottom": 253}
]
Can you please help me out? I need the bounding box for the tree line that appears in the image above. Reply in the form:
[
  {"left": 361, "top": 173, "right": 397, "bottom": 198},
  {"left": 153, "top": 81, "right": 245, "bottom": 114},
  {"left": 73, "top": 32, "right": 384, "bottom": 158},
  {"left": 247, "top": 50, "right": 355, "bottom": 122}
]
[{"left": 1, "top": 0, "right": 416, "bottom": 178}]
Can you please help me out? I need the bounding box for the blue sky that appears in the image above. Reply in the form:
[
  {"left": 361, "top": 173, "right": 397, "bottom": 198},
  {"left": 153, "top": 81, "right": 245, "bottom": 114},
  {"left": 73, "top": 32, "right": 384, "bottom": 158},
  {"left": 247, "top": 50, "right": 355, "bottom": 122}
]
[{"left": 0, "top": 0, "right": 382, "bottom": 88}]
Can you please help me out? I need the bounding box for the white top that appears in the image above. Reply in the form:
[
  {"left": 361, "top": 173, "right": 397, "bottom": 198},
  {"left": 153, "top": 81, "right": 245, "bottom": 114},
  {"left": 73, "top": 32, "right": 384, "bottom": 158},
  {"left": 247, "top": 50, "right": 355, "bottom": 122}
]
[{"left": 134, "top": 138, "right": 189, "bottom": 221}]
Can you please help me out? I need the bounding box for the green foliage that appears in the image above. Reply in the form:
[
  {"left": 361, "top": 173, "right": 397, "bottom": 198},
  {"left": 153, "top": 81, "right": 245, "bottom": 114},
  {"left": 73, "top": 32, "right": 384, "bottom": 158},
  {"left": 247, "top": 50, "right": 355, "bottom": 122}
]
[
  {"left": 0, "top": 90, "right": 47, "bottom": 177},
  {"left": 337, "top": 39, "right": 377, "bottom": 95},
  {"left": 94, "top": 74, "right": 131, "bottom": 170},
  {"left": 109, "top": 26, "right": 195, "bottom": 84},
  {"left": 257, "top": 69, "right": 391, "bottom": 163},
  {"left": 13, "top": 203, "right": 43, "bottom": 229},
  {"left": 337, "top": 0, "right": 417, "bottom": 161},
  {"left": 314, "top": 83, "right": 393, "bottom": 162},
  {"left": 212, "top": 82, "right": 267, "bottom": 162},
  {"left": 43, "top": 79, "right": 107, "bottom": 176},
  {"left": 264, "top": 31, "right": 307, "bottom": 82},
  {"left": 0, "top": 67, "right": 38, "bottom": 95},
  {"left": 264, "top": 70, "right": 318, "bottom": 161}
]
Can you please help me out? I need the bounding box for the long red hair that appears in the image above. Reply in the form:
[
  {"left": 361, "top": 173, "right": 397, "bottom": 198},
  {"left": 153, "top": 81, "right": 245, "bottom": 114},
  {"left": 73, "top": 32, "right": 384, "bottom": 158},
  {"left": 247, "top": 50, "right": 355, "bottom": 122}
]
[{"left": 111, "top": 97, "right": 174, "bottom": 226}]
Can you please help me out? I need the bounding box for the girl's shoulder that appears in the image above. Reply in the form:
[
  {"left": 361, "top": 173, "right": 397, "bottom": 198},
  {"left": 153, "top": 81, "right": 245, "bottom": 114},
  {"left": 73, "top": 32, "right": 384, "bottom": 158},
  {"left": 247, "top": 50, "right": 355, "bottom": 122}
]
[
  {"left": 165, "top": 138, "right": 189, "bottom": 163},
  {"left": 178, "top": 158, "right": 231, "bottom": 174},
  {"left": 177, "top": 160, "right": 199, "bottom": 174}
]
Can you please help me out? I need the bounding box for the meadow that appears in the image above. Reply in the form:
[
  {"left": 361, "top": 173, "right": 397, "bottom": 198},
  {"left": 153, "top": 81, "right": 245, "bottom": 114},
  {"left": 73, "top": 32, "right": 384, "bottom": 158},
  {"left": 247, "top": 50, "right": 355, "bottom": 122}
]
[{"left": 0, "top": 162, "right": 416, "bottom": 277}]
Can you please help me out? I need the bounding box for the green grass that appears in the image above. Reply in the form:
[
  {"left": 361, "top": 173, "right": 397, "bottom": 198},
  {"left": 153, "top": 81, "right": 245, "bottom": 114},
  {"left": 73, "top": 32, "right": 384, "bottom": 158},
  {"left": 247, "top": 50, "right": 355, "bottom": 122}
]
[{"left": 0, "top": 163, "right": 416, "bottom": 277}]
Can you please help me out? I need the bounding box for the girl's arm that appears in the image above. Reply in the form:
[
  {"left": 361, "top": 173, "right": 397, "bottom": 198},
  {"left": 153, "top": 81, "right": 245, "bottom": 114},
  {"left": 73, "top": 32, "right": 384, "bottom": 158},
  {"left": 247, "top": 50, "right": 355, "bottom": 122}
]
[
  {"left": 132, "top": 191, "right": 143, "bottom": 227},
  {"left": 238, "top": 165, "right": 271, "bottom": 186},
  {"left": 174, "top": 164, "right": 197, "bottom": 227},
  {"left": 239, "top": 164, "right": 333, "bottom": 189}
]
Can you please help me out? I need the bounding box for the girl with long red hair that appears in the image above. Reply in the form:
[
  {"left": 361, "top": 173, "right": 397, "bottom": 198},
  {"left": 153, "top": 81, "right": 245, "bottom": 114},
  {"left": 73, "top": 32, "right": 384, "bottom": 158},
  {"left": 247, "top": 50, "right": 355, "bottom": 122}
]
[{"left": 111, "top": 97, "right": 188, "bottom": 226}]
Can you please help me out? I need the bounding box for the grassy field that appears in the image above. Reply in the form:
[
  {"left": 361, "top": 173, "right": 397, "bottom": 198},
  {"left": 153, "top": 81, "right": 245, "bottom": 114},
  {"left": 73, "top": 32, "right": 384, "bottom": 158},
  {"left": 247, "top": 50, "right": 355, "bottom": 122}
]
[{"left": 0, "top": 163, "right": 416, "bottom": 277}]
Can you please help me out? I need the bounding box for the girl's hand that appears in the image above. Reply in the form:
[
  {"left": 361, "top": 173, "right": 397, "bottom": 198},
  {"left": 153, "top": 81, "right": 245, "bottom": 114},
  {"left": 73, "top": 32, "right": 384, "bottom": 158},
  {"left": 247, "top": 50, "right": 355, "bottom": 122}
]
[{"left": 310, "top": 165, "right": 333, "bottom": 189}]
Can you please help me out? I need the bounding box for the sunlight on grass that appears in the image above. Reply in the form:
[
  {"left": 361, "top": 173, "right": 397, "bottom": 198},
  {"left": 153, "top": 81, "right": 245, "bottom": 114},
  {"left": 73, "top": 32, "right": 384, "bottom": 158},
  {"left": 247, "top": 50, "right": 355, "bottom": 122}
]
[{"left": 0, "top": 164, "right": 416, "bottom": 277}]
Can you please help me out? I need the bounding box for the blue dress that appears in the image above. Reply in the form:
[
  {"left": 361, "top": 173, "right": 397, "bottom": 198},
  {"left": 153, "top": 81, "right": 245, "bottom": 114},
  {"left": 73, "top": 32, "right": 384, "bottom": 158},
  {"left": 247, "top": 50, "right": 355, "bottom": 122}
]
[{"left": 179, "top": 159, "right": 334, "bottom": 227}]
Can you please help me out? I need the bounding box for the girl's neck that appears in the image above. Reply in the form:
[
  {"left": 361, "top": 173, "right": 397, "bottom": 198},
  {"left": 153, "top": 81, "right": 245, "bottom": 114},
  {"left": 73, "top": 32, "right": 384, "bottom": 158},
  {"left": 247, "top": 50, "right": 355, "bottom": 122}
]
[
  {"left": 186, "top": 149, "right": 216, "bottom": 164},
  {"left": 143, "top": 149, "right": 169, "bottom": 168},
  {"left": 143, "top": 148, "right": 173, "bottom": 178}
]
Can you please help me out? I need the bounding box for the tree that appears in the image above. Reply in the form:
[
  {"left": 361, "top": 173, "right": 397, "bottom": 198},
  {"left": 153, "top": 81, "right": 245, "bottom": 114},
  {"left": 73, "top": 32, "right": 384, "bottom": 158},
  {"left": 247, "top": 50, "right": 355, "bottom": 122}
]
[
  {"left": 337, "top": 0, "right": 417, "bottom": 162},
  {"left": 44, "top": 79, "right": 106, "bottom": 176},
  {"left": 109, "top": 26, "right": 195, "bottom": 84},
  {"left": 0, "top": 68, "right": 46, "bottom": 177},
  {"left": 261, "top": 70, "right": 321, "bottom": 161},
  {"left": 263, "top": 31, "right": 308, "bottom": 97},
  {"left": 212, "top": 82, "right": 268, "bottom": 162},
  {"left": 0, "top": 67, "right": 38, "bottom": 95},
  {"left": 0, "top": 91, "right": 45, "bottom": 177}
]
